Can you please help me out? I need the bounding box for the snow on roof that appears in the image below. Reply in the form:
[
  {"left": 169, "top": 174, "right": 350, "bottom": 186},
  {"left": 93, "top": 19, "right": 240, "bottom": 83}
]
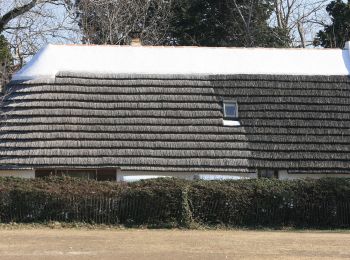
[{"left": 13, "top": 44, "right": 350, "bottom": 80}]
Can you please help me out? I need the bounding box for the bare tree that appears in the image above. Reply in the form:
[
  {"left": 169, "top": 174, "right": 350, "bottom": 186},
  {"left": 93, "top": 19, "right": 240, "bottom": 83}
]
[
  {"left": 74, "top": 0, "right": 174, "bottom": 45},
  {"left": 229, "top": 0, "right": 256, "bottom": 46},
  {"left": 0, "top": 0, "right": 41, "bottom": 33},
  {"left": 216, "top": 0, "right": 291, "bottom": 47},
  {"left": 0, "top": 0, "right": 79, "bottom": 91},
  {"left": 271, "top": 0, "right": 330, "bottom": 47},
  {"left": 1, "top": 1, "right": 79, "bottom": 65}
]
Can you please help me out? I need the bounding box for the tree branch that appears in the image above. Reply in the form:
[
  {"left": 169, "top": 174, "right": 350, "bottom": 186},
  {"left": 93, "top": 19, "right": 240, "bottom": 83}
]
[{"left": 0, "top": 0, "right": 40, "bottom": 32}]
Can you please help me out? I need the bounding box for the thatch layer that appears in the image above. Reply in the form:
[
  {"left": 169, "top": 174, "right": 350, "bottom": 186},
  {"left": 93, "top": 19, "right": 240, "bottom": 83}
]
[
  {"left": 1, "top": 73, "right": 350, "bottom": 174},
  {"left": 3, "top": 101, "right": 222, "bottom": 110},
  {"left": 9, "top": 84, "right": 350, "bottom": 97},
  {"left": 1, "top": 124, "right": 349, "bottom": 136},
  {"left": 0, "top": 140, "right": 348, "bottom": 152}
]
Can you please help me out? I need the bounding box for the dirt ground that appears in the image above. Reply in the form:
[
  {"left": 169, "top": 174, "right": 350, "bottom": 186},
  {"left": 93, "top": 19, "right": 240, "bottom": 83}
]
[{"left": 0, "top": 228, "right": 349, "bottom": 260}]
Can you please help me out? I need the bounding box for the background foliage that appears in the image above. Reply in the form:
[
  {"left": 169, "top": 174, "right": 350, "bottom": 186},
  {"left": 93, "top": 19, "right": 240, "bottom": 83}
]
[
  {"left": 315, "top": 0, "right": 350, "bottom": 48},
  {"left": 73, "top": 0, "right": 291, "bottom": 47},
  {"left": 0, "top": 35, "right": 12, "bottom": 92}
]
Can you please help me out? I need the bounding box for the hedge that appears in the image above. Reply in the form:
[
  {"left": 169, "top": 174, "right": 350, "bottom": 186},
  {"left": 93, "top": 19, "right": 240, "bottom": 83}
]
[{"left": 0, "top": 177, "right": 349, "bottom": 228}]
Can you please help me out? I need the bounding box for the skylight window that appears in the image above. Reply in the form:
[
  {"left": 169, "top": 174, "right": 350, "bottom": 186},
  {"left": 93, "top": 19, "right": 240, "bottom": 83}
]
[{"left": 223, "top": 100, "right": 238, "bottom": 119}]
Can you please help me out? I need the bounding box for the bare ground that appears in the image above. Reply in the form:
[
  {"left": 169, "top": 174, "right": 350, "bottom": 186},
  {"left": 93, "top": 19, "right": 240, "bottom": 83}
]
[{"left": 0, "top": 228, "right": 350, "bottom": 260}]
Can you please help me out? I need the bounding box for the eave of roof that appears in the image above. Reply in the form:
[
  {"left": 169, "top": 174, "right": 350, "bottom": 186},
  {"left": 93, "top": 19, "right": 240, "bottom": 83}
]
[{"left": 12, "top": 44, "right": 350, "bottom": 81}]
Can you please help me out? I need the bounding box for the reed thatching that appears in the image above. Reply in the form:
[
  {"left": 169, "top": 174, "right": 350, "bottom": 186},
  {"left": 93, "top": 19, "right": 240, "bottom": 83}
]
[{"left": 1, "top": 73, "right": 350, "bottom": 174}]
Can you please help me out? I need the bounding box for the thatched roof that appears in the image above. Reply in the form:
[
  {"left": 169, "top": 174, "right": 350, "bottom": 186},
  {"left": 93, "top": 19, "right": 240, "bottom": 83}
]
[{"left": 1, "top": 73, "right": 350, "bottom": 174}]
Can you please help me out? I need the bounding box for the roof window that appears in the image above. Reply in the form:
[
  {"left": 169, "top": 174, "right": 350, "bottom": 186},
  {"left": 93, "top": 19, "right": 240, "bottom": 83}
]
[
  {"left": 222, "top": 100, "right": 240, "bottom": 127},
  {"left": 223, "top": 100, "right": 238, "bottom": 119}
]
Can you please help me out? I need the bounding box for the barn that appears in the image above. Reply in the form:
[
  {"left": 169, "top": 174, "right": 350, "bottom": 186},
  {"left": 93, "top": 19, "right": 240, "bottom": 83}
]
[{"left": 0, "top": 43, "right": 350, "bottom": 181}]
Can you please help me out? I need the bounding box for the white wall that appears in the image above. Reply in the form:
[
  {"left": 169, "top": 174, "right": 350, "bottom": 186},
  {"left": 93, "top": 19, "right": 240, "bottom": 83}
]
[
  {"left": 0, "top": 170, "right": 35, "bottom": 179},
  {"left": 0, "top": 169, "right": 257, "bottom": 181},
  {"left": 2, "top": 169, "right": 348, "bottom": 181},
  {"left": 117, "top": 170, "right": 257, "bottom": 182},
  {"left": 278, "top": 170, "right": 350, "bottom": 180}
]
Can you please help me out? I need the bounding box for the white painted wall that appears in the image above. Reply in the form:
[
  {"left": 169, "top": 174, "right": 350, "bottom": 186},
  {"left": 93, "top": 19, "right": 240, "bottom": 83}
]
[
  {"left": 0, "top": 170, "right": 35, "bottom": 179},
  {"left": 117, "top": 170, "right": 257, "bottom": 182},
  {"left": 278, "top": 170, "right": 350, "bottom": 180},
  {"left": 0, "top": 169, "right": 257, "bottom": 181},
  {"left": 1, "top": 169, "right": 348, "bottom": 181}
]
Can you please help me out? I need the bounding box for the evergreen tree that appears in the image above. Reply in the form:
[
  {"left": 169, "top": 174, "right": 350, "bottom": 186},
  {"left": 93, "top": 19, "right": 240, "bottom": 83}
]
[
  {"left": 0, "top": 35, "right": 12, "bottom": 93},
  {"left": 74, "top": 0, "right": 291, "bottom": 47},
  {"left": 314, "top": 0, "right": 350, "bottom": 48},
  {"left": 170, "top": 0, "right": 290, "bottom": 47}
]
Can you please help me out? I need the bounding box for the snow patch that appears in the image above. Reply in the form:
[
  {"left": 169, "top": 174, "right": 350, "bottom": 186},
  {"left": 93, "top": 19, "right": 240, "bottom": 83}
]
[
  {"left": 13, "top": 44, "right": 350, "bottom": 80},
  {"left": 223, "top": 120, "right": 241, "bottom": 127}
]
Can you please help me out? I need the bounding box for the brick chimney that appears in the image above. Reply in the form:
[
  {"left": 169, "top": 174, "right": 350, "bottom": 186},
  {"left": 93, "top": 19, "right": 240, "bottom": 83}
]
[
  {"left": 130, "top": 31, "right": 142, "bottom": 46},
  {"left": 131, "top": 38, "right": 142, "bottom": 47}
]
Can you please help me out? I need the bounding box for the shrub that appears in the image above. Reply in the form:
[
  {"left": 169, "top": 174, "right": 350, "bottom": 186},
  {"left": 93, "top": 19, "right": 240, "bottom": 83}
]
[{"left": 0, "top": 177, "right": 349, "bottom": 228}]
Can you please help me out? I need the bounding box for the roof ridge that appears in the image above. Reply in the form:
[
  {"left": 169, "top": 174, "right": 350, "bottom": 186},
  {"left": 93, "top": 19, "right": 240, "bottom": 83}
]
[{"left": 12, "top": 44, "right": 350, "bottom": 81}]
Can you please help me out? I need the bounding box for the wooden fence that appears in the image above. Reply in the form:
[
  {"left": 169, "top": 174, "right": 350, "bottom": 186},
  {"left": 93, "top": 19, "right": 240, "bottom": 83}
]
[
  {"left": 0, "top": 195, "right": 180, "bottom": 225},
  {"left": 191, "top": 199, "right": 350, "bottom": 227},
  {"left": 0, "top": 193, "right": 349, "bottom": 228}
]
